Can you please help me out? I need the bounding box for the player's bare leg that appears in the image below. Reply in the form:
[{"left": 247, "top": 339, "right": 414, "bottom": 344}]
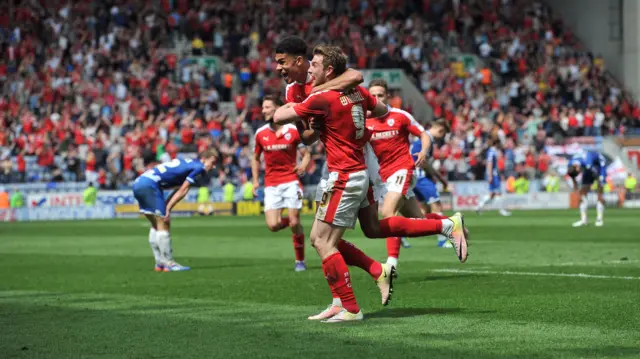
[
  {"left": 264, "top": 209, "right": 290, "bottom": 232},
  {"left": 287, "top": 208, "right": 306, "bottom": 271},
  {"left": 310, "top": 220, "right": 363, "bottom": 323}
]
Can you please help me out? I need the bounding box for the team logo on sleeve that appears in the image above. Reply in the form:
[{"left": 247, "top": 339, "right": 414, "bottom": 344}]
[{"left": 387, "top": 119, "right": 395, "bottom": 127}]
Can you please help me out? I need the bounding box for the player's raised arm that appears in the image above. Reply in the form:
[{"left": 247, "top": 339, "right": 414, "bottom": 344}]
[
  {"left": 273, "top": 103, "right": 301, "bottom": 124},
  {"left": 361, "top": 87, "right": 388, "bottom": 118},
  {"left": 310, "top": 68, "right": 364, "bottom": 93},
  {"left": 275, "top": 94, "right": 328, "bottom": 125}
]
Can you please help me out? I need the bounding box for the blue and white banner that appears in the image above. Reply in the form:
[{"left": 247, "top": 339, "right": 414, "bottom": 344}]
[{"left": 0, "top": 206, "right": 115, "bottom": 222}]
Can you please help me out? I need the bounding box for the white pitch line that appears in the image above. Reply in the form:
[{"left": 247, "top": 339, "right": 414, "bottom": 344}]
[
  {"left": 432, "top": 268, "right": 640, "bottom": 280},
  {"left": 555, "top": 259, "right": 640, "bottom": 267}
]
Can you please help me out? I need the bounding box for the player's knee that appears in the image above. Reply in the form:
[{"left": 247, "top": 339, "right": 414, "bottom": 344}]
[
  {"left": 267, "top": 223, "right": 280, "bottom": 232},
  {"left": 288, "top": 216, "right": 300, "bottom": 228}
]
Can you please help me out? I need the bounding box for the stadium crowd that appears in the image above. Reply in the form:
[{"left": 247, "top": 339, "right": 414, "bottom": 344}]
[{"left": 0, "top": 0, "right": 638, "bottom": 188}]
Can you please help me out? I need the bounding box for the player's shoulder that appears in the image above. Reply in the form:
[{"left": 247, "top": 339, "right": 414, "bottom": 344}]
[
  {"left": 283, "top": 123, "right": 299, "bottom": 134},
  {"left": 255, "top": 123, "right": 271, "bottom": 135},
  {"left": 301, "top": 89, "right": 335, "bottom": 103},
  {"left": 389, "top": 107, "right": 417, "bottom": 121}
]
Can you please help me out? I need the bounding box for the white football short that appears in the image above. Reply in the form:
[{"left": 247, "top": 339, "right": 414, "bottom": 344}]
[
  {"left": 264, "top": 180, "right": 303, "bottom": 211},
  {"left": 316, "top": 170, "right": 372, "bottom": 228},
  {"left": 314, "top": 143, "right": 384, "bottom": 203},
  {"left": 378, "top": 168, "right": 416, "bottom": 201}
]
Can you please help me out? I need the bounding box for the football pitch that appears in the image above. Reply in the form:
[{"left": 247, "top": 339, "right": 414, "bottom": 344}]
[{"left": 1, "top": 209, "right": 639, "bottom": 359}]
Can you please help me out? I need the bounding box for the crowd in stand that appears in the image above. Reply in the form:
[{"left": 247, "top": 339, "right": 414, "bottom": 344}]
[{"left": 0, "top": 0, "right": 638, "bottom": 188}]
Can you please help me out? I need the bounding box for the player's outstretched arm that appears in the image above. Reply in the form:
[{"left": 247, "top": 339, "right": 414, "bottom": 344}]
[
  {"left": 370, "top": 100, "right": 389, "bottom": 118},
  {"left": 310, "top": 69, "right": 364, "bottom": 93},
  {"left": 274, "top": 103, "right": 301, "bottom": 125},
  {"left": 164, "top": 181, "right": 191, "bottom": 220}
]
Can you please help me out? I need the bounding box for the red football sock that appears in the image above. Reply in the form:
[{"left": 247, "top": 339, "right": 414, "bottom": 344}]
[
  {"left": 386, "top": 237, "right": 401, "bottom": 259},
  {"left": 292, "top": 234, "right": 305, "bottom": 261},
  {"left": 322, "top": 252, "right": 359, "bottom": 314},
  {"left": 279, "top": 217, "right": 290, "bottom": 230},
  {"left": 338, "top": 239, "right": 382, "bottom": 280},
  {"left": 379, "top": 216, "right": 443, "bottom": 237},
  {"left": 425, "top": 213, "right": 447, "bottom": 220}
]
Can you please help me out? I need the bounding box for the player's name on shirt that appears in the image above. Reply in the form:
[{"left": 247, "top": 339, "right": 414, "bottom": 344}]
[
  {"left": 263, "top": 143, "right": 292, "bottom": 151},
  {"left": 339, "top": 91, "right": 365, "bottom": 105},
  {"left": 370, "top": 130, "right": 400, "bottom": 141}
]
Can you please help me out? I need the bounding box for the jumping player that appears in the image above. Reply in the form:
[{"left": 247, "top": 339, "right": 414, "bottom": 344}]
[
  {"left": 410, "top": 120, "right": 453, "bottom": 249},
  {"left": 132, "top": 150, "right": 218, "bottom": 272},
  {"left": 276, "top": 36, "right": 396, "bottom": 321},
  {"left": 476, "top": 137, "right": 512, "bottom": 216},
  {"left": 274, "top": 45, "right": 468, "bottom": 322},
  {"left": 568, "top": 151, "right": 607, "bottom": 227},
  {"left": 366, "top": 79, "right": 457, "bottom": 269},
  {"left": 252, "top": 95, "right": 310, "bottom": 271}
]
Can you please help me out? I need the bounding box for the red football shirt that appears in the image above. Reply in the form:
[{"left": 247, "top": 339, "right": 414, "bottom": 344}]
[
  {"left": 284, "top": 74, "right": 314, "bottom": 104},
  {"left": 254, "top": 123, "right": 302, "bottom": 187},
  {"left": 366, "top": 108, "right": 425, "bottom": 181},
  {"left": 293, "top": 87, "right": 377, "bottom": 174}
]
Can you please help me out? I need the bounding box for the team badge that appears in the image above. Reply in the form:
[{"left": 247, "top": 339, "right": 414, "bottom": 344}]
[
  {"left": 284, "top": 133, "right": 292, "bottom": 141},
  {"left": 387, "top": 119, "right": 395, "bottom": 127}
]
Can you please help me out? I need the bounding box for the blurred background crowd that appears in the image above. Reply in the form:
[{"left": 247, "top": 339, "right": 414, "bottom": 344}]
[{"left": 0, "top": 0, "right": 639, "bottom": 190}]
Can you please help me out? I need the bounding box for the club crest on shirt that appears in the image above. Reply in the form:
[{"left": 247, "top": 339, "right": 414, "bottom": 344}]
[
  {"left": 387, "top": 119, "right": 395, "bottom": 127},
  {"left": 284, "top": 133, "right": 292, "bottom": 141}
]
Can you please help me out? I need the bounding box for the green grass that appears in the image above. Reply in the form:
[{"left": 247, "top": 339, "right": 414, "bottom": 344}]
[{"left": 1, "top": 209, "right": 639, "bottom": 359}]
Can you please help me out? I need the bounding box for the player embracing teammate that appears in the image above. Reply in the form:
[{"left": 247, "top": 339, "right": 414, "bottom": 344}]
[{"left": 274, "top": 42, "right": 468, "bottom": 322}]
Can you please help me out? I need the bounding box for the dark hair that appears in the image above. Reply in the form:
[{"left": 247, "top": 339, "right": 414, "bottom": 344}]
[
  {"left": 312, "top": 45, "right": 347, "bottom": 76},
  {"left": 262, "top": 95, "right": 283, "bottom": 107},
  {"left": 275, "top": 36, "right": 308, "bottom": 57},
  {"left": 368, "top": 79, "right": 388, "bottom": 92}
]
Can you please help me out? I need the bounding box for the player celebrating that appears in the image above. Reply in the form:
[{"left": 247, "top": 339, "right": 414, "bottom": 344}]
[
  {"left": 366, "top": 79, "right": 457, "bottom": 268},
  {"left": 276, "top": 36, "right": 397, "bottom": 320},
  {"left": 252, "top": 95, "right": 311, "bottom": 272},
  {"left": 410, "top": 121, "right": 453, "bottom": 249},
  {"left": 274, "top": 45, "right": 468, "bottom": 322},
  {"left": 132, "top": 150, "right": 218, "bottom": 272},
  {"left": 568, "top": 151, "right": 607, "bottom": 227},
  {"left": 475, "top": 138, "right": 512, "bottom": 216}
]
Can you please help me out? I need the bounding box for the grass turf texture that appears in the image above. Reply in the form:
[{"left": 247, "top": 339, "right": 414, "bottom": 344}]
[{"left": 1, "top": 209, "right": 639, "bottom": 359}]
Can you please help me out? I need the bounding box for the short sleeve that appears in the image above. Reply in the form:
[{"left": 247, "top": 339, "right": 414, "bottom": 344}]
[
  {"left": 358, "top": 87, "right": 378, "bottom": 111},
  {"left": 403, "top": 112, "right": 425, "bottom": 136},
  {"left": 186, "top": 164, "right": 205, "bottom": 184},
  {"left": 253, "top": 134, "right": 263, "bottom": 156},
  {"left": 293, "top": 93, "right": 328, "bottom": 118}
]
